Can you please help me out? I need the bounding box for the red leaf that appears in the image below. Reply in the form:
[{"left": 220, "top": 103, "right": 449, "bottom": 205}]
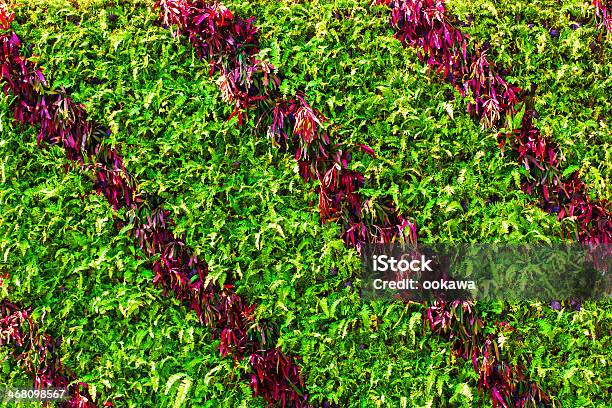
[{"left": 359, "top": 143, "right": 377, "bottom": 158}]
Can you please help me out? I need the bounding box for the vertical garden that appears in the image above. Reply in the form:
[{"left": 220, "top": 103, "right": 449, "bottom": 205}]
[{"left": 1, "top": 0, "right": 611, "bottom": 406}]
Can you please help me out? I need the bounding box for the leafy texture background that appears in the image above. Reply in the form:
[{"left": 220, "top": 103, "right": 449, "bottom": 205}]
[{"left": 1, "top": 0, "right": 611, "bottom": 406}]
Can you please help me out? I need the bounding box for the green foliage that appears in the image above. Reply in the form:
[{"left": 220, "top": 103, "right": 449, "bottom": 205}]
[{"left": 1, "top": 0, "right": 610, "bottom": 406}]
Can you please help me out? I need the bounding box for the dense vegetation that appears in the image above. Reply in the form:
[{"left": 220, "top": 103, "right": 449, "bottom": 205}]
[{"left": 1, "top": 0, "right": 611, "bottom": 406}]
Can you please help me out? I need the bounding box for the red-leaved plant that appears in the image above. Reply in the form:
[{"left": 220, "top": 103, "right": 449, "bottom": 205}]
[
  {"left": 132, "top": 207, "right": 308, "bottom": 406},
  {"left": 0, "top": 299, "right": 99, "bottom": 407},
  {"left": 426, "top": 300, "right": 549, "bottom": 407},
  {"left": 594, "top": 0, "right": 612, "bottom": 31},
  {"left": 378, "top": 0, "right": 611, "bottom": 246}
]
